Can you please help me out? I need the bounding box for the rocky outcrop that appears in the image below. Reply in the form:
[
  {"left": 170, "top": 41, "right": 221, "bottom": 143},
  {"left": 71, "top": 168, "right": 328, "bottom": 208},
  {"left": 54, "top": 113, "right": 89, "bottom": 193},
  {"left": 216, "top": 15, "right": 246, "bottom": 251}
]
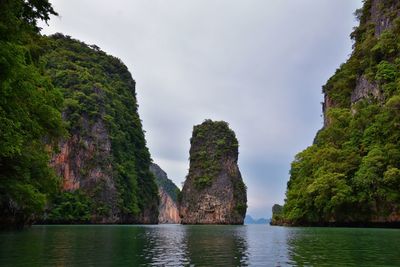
[
  {"left": 279, "top": 0, "right": 400, "bottom": 226},
  {"left": 179, "top": 120, "right": 247, "bottom": 224},
  {"left": 322, "top": 0, "right": 399, "bottom": 125},
  {"left": 158, "top": 188, "right": 180, "bottom": 223},
  {"left": 322, "top": 94, "right": 335, "bottom": 126},
  {"left": 350, "top": 75, "right": 381, "bottom": 103},
  {"left": 270, "top": 204, "right": 284, "bottom": 226},
  {"left": 51, "top": 116, "right": 119, "bottom": 223},
  {"left": 370, "top": 0, "right": 399, "bottom": 37},
  {"left": 44, "top": 34, "right": 159, "bottom": 224},
  {"left": 150, "top": 163, "right": 180, "bottom": 224}
]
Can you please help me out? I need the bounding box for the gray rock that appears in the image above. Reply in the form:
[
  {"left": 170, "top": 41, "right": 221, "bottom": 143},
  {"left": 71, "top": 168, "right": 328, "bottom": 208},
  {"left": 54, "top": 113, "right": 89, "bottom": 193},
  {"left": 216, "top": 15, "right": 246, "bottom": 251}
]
[
  {"left": 351, "top": 75, "right": 381, "bottom": 103},
  {"left": 179, "top": 120, "right": 247, "bottom": 224}
]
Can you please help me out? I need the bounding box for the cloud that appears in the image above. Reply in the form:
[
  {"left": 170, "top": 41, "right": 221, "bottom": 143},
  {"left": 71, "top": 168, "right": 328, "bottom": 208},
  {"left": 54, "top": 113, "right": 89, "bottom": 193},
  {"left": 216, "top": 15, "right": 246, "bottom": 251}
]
[{"left": 40, "top": 0, "right": 363, "bottom": 218}]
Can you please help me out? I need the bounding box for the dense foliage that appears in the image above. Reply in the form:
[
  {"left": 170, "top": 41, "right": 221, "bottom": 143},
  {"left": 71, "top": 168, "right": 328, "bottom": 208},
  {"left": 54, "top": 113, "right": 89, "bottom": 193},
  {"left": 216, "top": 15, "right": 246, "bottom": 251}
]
[
  {"left": 278, "top": 0, "right": 400, "bottom": 225},
  {"left": 47, "top": 190, "right": 92, "bottom": 223},
  {"left": 0, "top": 0, "right": 65, "bottom": 228},
  {"left": 0, "top": 0, "right": 159, "bottom": 226},
  {"left": 41, "top": 34, "right": 159, "bottom": 222},
  {"left": 187, "top": 120, "right": 247, "bottom": 216},
  {"left": 189, "top": 120, "right": 239, "bottom": 188}
]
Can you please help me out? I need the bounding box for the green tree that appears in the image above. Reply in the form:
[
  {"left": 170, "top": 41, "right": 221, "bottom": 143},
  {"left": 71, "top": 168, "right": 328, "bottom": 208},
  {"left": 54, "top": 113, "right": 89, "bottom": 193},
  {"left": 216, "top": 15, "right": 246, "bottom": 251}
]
[
  {"left": 280, "top": 0, "right": 400, "bottom": 225},
  {"left": 40, "top": 34, "right": 159, "bottom": 223},
  {"left": 0, "top": 0, "right": 64, "bottom": 228}
]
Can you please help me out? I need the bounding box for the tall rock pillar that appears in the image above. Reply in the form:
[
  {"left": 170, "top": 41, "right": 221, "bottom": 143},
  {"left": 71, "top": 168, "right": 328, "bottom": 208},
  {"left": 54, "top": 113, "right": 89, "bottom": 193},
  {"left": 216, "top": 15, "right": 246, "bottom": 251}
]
[{"left": 179, "top": 120, "right": 247, "bottom": 224}]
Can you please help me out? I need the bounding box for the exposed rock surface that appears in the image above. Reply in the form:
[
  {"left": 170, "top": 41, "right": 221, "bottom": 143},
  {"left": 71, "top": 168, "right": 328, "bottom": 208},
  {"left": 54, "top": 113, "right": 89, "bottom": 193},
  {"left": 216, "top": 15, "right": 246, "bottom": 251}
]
[
  {"left": 370, "top": 0, "right": 399, "bottom": 37},
  {"left": 350, "top": 75, "right": 381, "bottom": 103},
  {"left": 322, "top": 0, "right": 399, "bottom": 126},
  {"left": 322, "top": 94, "right": 335, "bottom": 126},
  {"left": 280, "top": 0, "right": 400, "bottom": 227},
  {"left": 45, "top": 34, "right": 159, "bottom": 224},
  {"left": 51, "top": 117, "right": 119, "bottom": 222},
  {"left": 179, "top": 120, "right": 247, "bottom": 224},
  {"left": 158, "top": 188, "right": 180, "bottom": 223},
  {"left": 150, "top": 163, "right": 180, "bottom": 224}
]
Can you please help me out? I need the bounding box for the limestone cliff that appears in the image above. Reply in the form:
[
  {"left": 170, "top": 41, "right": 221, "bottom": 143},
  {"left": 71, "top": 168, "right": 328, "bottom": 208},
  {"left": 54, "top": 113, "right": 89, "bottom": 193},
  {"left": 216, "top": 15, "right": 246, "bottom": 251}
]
[
  {"left": 323, "top": 0, "right": 400, "bottom": 124},
  {"left": 179, "top": 120, "right": 247, "bottom": 224},
  {"left": 158, "top": 188, "right": 180, "bottom": 223},
  {"left": 150, "top": 163, "right": 180, "bottom": 224},
  {"left": 42, "top": 34, "right": 159, "bottom": 224},
  {"left": 280, "top": 0, "right": 400, "bottom": 226}
]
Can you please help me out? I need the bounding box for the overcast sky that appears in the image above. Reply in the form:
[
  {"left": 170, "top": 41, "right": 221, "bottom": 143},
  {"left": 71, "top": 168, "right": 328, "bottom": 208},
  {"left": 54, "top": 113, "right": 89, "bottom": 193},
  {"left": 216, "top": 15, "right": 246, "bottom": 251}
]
[{"left": 41, "top": 0, "right": 363, "bottom": 218}]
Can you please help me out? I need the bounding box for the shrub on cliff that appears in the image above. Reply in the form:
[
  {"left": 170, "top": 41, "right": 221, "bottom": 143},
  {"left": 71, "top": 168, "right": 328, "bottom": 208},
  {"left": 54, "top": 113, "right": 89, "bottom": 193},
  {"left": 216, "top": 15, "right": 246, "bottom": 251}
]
[
  {"left": 0, "top": 0, "right": 65, "bottom": 228},
  {"left": 180, "top": 119, "right": 247, "bottom": 224},
  {"left": 40, "top": 34, "right": 159, "bottom": 223},
  {"left": 281, "top": 0, "right": 400, "bottom": 225}
]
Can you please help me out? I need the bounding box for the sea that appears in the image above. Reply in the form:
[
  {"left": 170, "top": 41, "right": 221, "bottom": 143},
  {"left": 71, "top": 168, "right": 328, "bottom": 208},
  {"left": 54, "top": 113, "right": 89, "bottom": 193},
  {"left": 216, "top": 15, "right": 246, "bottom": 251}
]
[{"left": 1, "top": 224, "right": 400, "bottom": 266}]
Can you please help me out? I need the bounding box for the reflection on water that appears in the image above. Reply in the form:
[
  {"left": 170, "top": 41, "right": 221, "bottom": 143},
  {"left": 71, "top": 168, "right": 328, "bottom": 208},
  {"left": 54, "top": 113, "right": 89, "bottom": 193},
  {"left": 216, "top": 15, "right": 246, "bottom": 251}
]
[
  {"left": 142, "top": 225, "right": 189, "bottom": 266},
  {"left": 1, "top": 224, "right": 400, "bottom": 266},
  {"left": 286, "top": 227, "right": 400, "bottom": 267},
  {"left": 184, "top": 225, "right": 248, "bottom": 266}
]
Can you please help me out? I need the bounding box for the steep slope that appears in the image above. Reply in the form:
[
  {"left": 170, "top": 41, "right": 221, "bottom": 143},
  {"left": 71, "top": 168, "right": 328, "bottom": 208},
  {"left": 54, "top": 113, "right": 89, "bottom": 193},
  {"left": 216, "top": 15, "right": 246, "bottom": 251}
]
[
  {"left": 179, "top": 120, "right": 247, "bottom": 224},
  {"left": 41, "top": 34, "right": 159, "bottom": 224},
  {"left": 0, "top": 0, "right": 64, "bottom": 228},
  {"left": 150, "top": 163, "right": 180, "bottom": 223},
  {"left": 277, "top": 0, "right": 400, "bottom": 226}
]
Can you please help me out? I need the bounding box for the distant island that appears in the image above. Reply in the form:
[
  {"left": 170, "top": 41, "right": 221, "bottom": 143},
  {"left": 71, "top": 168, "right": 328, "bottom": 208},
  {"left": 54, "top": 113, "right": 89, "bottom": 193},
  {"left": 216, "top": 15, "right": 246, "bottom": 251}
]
[{"left": 244, "top": 215, "right": 269, "bottom": 224}]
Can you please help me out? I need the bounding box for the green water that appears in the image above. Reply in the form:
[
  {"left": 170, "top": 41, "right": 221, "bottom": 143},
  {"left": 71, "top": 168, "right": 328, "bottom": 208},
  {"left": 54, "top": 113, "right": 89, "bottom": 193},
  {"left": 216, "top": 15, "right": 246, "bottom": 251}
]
[{"left": 0, "top": 225, "right": 399, "bottom": 266}]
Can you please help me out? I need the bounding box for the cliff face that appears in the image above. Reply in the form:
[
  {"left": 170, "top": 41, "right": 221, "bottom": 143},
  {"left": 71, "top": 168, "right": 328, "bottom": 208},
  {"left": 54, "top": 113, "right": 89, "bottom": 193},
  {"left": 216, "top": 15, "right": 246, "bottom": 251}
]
[
  {"left": 179, "top": 120, "right": 247, "bottom": 224},
  {"left": 150, "top": 163, "right": 180, "bottom": 224},
  {"left": 370, "top": 0, "right": 399, "bottom": 37},
  {"left": 280, "top": 0, "right": 400, "bottom": 226},
  {"left": 323, "top": 0, "right": 400, "bottom": 120},
  {"left": 51, "top": 117, "right": 120, "bottom": 223},
  {"left": 43, "top": 34, "right": 159, "bottom": 224},
  {"left": 158, "top": 188, "right": 180, "bottom": 223}
]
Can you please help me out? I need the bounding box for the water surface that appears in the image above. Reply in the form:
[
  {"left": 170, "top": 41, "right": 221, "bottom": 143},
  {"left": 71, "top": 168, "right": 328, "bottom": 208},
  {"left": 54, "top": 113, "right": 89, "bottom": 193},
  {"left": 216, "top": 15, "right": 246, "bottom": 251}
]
[{"left": 1, "top": 224, "right": 399, "bottom": 266}]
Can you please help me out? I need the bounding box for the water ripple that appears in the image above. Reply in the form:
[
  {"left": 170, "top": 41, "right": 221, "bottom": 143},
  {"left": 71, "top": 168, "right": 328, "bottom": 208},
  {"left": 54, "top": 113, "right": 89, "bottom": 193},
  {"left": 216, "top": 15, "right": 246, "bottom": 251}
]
[{"left": 1, "top": 225, "right": 400, "bottom": 266}]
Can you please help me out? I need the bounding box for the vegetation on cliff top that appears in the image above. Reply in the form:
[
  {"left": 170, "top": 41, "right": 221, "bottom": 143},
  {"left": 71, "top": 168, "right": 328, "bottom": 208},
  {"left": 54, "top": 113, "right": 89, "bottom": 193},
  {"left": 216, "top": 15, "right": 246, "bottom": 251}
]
[
  {"left": 41, "top": 34, "right": 159, "bottom": 223},
  {"left": 180, "top": 119, "right": 247, "bottom": 222},
  {"left": 189, "top": 119, "right": 239, "bottom": 188},
  {"left": 0, "top": 0, "right": 65, "bottom": 227},
  {"left": 0, "top": 0, "right": 159, "bottom": 226},
  {"left": 277, "top": 0, "right": 400, "bottom": 226}
]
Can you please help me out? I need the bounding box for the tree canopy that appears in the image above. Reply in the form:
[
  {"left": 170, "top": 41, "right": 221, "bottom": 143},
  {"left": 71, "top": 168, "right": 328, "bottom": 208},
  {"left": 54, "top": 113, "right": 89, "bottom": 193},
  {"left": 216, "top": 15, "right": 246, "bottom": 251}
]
[
  {"left": 0, "top": 0, "right": 64, "bottom": 227},
  {"left": 276, "top": 0, "right": 400, "bottom": 226}
]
